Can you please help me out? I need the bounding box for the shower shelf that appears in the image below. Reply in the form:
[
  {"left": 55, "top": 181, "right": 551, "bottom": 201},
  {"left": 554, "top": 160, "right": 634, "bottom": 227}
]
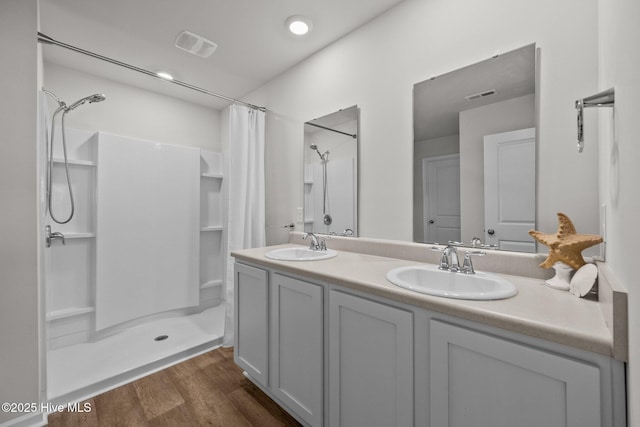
[
  {"left": 200, "top": 225, "right": 223, "bottom": 232},
  {"left": 201, "top": 172, "right": 223, "bottom": 179},
  {"left": 63, "top": 232, "right": 96, "bottom": 239},
  {"left": 200, "top": 279, "right": 223, "bottom": 289},
  {"left": 52, "top": 158, "right": 96, "bottom": 167},
  {"left": 47, "top": 307, "right": 95, "bottom": 322}
]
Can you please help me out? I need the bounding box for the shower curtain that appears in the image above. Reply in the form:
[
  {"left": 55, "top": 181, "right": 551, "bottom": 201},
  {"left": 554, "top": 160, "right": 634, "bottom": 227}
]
[{"left": 224, "top": 104, "right": 266, "bottom": 346}]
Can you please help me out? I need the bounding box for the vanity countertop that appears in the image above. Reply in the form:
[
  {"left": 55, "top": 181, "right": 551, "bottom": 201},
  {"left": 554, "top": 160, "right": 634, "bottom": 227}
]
[{"left": 232, "top": 243, "right": 615, "bottom": 359}]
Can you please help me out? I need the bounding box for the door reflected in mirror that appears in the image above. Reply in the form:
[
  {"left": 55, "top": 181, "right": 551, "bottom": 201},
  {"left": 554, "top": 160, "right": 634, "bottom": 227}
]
[
  {"left": 304, "top": 106, "right": 359, "bottom": 236},
  {"left": 413, "top": 44, "right": 537, "bottom": 252}
]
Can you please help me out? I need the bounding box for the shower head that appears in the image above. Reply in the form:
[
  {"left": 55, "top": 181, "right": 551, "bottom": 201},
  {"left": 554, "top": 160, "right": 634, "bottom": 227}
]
[
  {"left": 309, "top": 144, "right": 328, "bottom": 161},
  {"left": 67, "top": 93, "right": 106, "bottom": 111}
]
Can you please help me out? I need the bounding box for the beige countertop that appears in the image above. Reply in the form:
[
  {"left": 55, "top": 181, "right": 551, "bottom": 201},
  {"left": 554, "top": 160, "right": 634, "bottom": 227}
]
[{"left": 233, "top": 243, "right": 615, "bottom": 358}]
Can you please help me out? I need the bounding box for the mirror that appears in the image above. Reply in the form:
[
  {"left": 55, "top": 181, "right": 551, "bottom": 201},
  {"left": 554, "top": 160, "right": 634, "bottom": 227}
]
[
  {"left": 413, "top": 44, "right": 537, "bottom": 252},
  {"left": 304, "top": 106, "right": 359, "bottom": 236}
]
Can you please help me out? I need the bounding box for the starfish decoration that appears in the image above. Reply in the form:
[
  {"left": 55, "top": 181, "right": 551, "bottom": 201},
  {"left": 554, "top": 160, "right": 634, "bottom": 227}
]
[{"left": 529, "top": 212, "right": 603, "bottom": 270}]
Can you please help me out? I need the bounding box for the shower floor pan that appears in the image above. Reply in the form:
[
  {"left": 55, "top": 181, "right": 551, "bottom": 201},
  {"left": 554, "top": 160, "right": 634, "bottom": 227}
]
[{"left": 47, "top": 305, "right": 225, "bottom": 405}]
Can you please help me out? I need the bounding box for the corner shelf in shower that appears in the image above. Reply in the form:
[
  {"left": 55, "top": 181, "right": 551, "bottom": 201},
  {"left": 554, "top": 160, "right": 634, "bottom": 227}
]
[
  {"left": 201, "top": 172, "right": 223, "bottom": 179},
  {"left": 52, "top": 158, "right": 96, "bottom": 167},
  {"left": 200, "top": 225, "right": 223, "bottom": 232},
  {"left": 62, "top": 232, "right": 96, "bottom": 239},
  {"left": 199, "top": 150, "right": 225, "bottom": 308},
  {"left": 200, "top": 279, "right": 223, "bottom": 290},
  {"left": 46, "top": 307, "right": 95, "bottom": 322}
]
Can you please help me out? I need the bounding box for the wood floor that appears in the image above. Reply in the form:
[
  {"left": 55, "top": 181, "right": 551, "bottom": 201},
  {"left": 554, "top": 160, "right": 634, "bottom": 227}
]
[{"left": 47, "top": 347, "right": 301, "bottom": 427}]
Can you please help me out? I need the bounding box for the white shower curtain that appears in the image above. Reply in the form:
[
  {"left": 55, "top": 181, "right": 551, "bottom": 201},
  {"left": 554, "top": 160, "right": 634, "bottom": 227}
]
[{"left": 223, "top": 104, "right": 266, "bottom": 346}]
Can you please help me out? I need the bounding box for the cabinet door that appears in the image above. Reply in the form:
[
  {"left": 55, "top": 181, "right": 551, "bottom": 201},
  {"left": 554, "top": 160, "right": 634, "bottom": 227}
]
[
  {"left": 234, "top": 263, "right": 268, "bottom": 386},
  {"left": 430, "top": 320, "right": 602, "bottom": 427},
  {"left": 271, "top": 274, "right": 323, "bottom": 426},
  {"left": 329, "top": 290, "right": 413, "bottom": 427}
]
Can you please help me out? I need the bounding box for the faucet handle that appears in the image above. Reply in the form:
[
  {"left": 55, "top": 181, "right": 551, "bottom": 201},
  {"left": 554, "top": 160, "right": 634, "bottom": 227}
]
[
  {"left": 461, "top": 250, "right": 485, "bottom": 274},
  {"left": 45, "top": 225, "right": 66, "bottom": 248},
  {"left": 430, "top": 246, "right": 450, "bottom": 270}
]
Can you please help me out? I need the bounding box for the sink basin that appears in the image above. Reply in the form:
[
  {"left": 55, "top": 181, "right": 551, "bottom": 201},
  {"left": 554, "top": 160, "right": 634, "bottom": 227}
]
[
  {"left": 265, "top": 247, "right": 337, "bottom": 261},
  {"left": 386, "top": 264, "right": 517, "bottom": 300}
]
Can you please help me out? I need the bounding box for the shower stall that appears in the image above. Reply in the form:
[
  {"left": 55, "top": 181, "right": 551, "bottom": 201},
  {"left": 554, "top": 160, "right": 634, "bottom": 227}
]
[
  {"left": 36, "top": 27, "right": 267, "bottom": 406},
  {"left": 40, "top": 90, "right": 226, "bottom": 404}
]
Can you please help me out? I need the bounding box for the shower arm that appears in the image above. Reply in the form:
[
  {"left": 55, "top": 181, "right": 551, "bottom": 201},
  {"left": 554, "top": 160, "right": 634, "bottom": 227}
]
[
  {"left": 575, "top": 87, "right": 615, "bottom": 153},
  {"left": 37, "top": 32, "right": 266, "bottom": 113}
]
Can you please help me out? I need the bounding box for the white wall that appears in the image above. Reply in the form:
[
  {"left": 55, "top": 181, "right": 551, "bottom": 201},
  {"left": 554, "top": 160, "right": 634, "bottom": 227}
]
[
  {"left": 598, "top": 0, "right": 640, "bottom": 424},
  {"left": 241, "top": 0, "right": 599, "bottom": 244},
  {"left": 44, "top": 62, "right": 221, "bottom": 150},
  {"left": 459, "top": 94, "right": 535, "bottom": 242},
  {"left": 0, "top": 0, "right": 41, "bottom": 424}
]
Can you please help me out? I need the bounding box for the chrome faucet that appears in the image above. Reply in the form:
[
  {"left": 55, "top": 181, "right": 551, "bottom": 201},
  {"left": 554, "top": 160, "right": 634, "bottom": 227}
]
[
  {"left": 431, "top": 242, "right": 487, "bottom": 274},
  {"left": 469, "top": 237, "right": 498, "bottom": 249},
  {"left": 342, "top": 228, "right": 354, "bottom": 236},
  {"left": 432, "top": 243, "right": 460, "bottom": 272},
  {"left": 303, "top": 232, "right": 326, "bottom": 251},
  {"left": 442, "top": 245, "right": 460, "bottom": 272},
  {"left": 45, "top": 225, "right": 66, "bottom": 248}
]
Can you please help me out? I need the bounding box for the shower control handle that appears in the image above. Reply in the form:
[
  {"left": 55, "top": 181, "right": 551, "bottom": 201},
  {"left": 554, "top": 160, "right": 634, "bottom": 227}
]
[{"left": 45, "top": 225, "right": 66, "bottom": 248}]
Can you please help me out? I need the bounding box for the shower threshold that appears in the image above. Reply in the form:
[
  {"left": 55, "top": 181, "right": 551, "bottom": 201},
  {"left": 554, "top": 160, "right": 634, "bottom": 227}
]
[{"left": 47, "top": 305, "right": 225, "bottom": 405}]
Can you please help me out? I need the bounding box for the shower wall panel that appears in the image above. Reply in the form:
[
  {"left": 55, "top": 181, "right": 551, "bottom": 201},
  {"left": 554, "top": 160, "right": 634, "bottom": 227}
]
[
  {"left": 95, "top": 133, "right": 200, "bottom": 330},
  {"left": 306, "top": 158, "right": 355, "bottom": 234}
]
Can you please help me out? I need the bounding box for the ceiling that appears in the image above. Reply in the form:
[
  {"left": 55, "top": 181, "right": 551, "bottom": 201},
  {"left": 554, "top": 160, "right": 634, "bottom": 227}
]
[
  {"left": 39, "top": 0, "right": 406, "bottom": 110},
  {"left": 413, "top": 44, "right": 536, "bottom": 142}
]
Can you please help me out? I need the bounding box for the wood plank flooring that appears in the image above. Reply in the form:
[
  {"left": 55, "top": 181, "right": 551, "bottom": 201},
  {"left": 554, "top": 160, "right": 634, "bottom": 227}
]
[{"left": 47, "top": 347, "right": 301, "bottom": 427}]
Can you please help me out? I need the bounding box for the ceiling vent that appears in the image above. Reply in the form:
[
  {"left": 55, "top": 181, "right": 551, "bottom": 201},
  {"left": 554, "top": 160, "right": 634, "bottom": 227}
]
[
  {"left": 175, "top": 31, "right": 217, "bottom": 58},
  {"left": 464, "top": 89, "right": 497, "bottom": 101}
]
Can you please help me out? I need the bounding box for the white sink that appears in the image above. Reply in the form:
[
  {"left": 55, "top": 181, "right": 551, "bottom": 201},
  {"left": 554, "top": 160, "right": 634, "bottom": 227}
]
[
  {"left": 265, "top": 247, "right": 337, "bottom": 261},
  {"left": 386, "top": 264, "right": 517, "bottom": 300}
]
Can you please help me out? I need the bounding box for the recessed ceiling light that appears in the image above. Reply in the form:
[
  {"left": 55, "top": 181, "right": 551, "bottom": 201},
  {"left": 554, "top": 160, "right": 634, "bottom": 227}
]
[
  {"left": 286, "top": 15, "right": 312, "bottom": 36},
  {"left": 156, "top": 71, "right": 174, "bottom": 81}
]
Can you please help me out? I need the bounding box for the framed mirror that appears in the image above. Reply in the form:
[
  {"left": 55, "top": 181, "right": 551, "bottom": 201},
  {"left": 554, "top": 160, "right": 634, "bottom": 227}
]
[
  {"left": 304, "top": 106, "right": 359, "bottom": 236},
  {"left": 413, "top": 44, "right": 537, "bottom": 252}
]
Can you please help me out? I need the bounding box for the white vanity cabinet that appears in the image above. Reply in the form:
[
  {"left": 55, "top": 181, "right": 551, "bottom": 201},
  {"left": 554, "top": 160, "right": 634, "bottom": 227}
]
[
  {"left": 234, "top": 263, "right": 269, "bottom": 386},
  {"left": 329, "top": 290, "right": 414, "bottom": 427},
  {"left": 234, "top": 263, "right": 324, "bottom": 426},
  {"left": 430, "top": 320, "right": 606, "bottom": 427},
  {"left": 271, "top": 273, "right": 324, "bottom": 427},
  {"left": 233, "top": 260, "right": 625, "bottom": 427}
]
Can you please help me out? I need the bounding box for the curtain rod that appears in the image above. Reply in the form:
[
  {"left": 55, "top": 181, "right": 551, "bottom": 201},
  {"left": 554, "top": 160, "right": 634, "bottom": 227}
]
[
  {"left": 305, "top": 122, "right": 357, "bottom": 138},
  {"left": 37, "top": 32, "right": 266, "bottom": 113}
]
